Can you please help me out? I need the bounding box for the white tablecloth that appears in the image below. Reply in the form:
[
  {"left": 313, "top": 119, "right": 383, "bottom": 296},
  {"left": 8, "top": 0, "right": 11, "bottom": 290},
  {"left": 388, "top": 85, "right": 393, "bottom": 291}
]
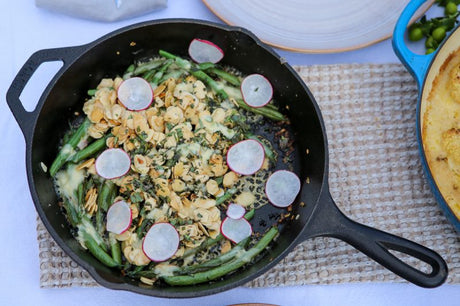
[{"left": 1, "top": 1, "right": 459, "bottom": 305}]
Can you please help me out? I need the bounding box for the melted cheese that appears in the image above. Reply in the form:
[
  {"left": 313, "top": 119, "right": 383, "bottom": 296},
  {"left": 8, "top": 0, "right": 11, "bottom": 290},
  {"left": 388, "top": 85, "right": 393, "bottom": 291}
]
[
  {"left": 54, "top": 164, "right": 85, "bottom": 202},
  {"left": 177, "top": 142, "right": 201, "bottom": 156},
  {"left": 61, "top": 144, "right": 76, "bottom": 156},
  {"left": 154, "top": 263, "right": 179, "bottom": 277},
  {"left": 222, "top": 84, "right": 243, "bottom": 100},
  {"left": 77, "top": 217, "right": 104, "bottom": 248},
  {"left": 200, "top": 114, "right": 235, "bottom": 139}
]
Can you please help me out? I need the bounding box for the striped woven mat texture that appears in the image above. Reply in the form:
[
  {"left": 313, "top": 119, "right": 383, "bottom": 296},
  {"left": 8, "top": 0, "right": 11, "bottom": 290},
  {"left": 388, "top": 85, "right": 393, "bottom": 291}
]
[{"left": 37, "top": 63, "right": 460, "bottom": 288}]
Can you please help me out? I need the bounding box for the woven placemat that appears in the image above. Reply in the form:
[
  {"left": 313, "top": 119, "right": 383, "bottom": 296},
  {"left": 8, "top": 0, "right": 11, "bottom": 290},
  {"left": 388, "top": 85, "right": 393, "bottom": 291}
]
[{"left": 37, "top": 63, "right": 460, "bottom": 288}]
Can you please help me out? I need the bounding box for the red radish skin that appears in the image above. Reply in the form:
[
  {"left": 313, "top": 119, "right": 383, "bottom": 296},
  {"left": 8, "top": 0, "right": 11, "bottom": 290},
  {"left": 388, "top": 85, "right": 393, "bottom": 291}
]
[
  {"left": 241, "top": 74, "right": 273, "bottom": 108},
  {"left": 188, "top": 38, "right": 224, "bottom": 64},
  {"left": 106, "top": 200, "right": 132, "bottom": 235},
  {"left": 95, "top": 148, "right": 131, "bottom": 179},
  {"left": 226, "top": 139, "right": 265, "bottom": 176},
  {"left": 265, "top": 170, "right": 301, "bottom": 208},
  {"left": 226, "top": 203, "right": 246, "bottom": 220},
  {"left": 220, "top": 217, "right": 253, "bottom": 244},
  {"left": 142, "top": 222, "right": 180, "bottom": 262},
  {"left": 117, "top": 77, "right": 154, "bottom": 111}
]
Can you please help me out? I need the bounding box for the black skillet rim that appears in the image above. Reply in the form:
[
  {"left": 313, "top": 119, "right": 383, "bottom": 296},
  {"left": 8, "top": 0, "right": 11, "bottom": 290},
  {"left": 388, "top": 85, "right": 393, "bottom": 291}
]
[{"left": 22, "top": 18, "right": 328, "bottom": 298}]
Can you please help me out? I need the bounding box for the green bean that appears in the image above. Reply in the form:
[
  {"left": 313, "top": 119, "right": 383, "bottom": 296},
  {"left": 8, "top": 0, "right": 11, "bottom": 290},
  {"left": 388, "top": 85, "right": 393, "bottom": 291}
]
[
  {"left": 151, "top": 59, "right": 173, "bottom": 86},
  {"left": 70, "top": 136, "right": 107, "bottom": 164},
  {"left": 126, "top": 64, "right": 135, "bottom": 73},
  {"left": 177, "top": 237, "right": 250, "bottom": 275},
  {"left": 215, "top": 188, "right": 237, "bottom": 205},
  {"left": 50, "top": 118, "right": 91, "bottom": 177},
  {"left": 197, "top": 62, "right": 215, "bottom": 70},
  {"left": 95, "top": 184, "right": 105, "bottom": 234},
  {"left": 159, "top": 69, "right": 186, "bottom": 84},
  {"left": 80, "top": 213, "right": 110, "bottom": 252},
  {"left": 235, "top": 99, "right": 286, "bottom": 121},
  {"left": 96, "top": 180, "right": 116, "bottom": 233},
  {"left": 198, "top": 63, "right": 241, "bottom": 86},
  {"left": 123, "top": 64, "right": 136, "bottom": 79},
  {"left": 98, "top": 180, "right": 116, "bottom": 211},
  {"left": 62, "top": 199, "right": 80, "bottom": 227},
  {"left": 158, "top": 50, "right": 192, "bottom": 70},
  {"left": 83, "top": 177, "right": 94, "bottom": 200},
  {"left": 133, "top": 59, "right": 164, "bottom": 76},
  {"left": 125, "top": 265, "right": 150, "bottom": 279},
  {"left": 264, "top": 103, "right": 279, "bottom": 111},
  {"left": 142, "top": 69, "right": 157, "bottom": 82},
  {"left": 182, "top": 234, "right": 223, "bottom": 259},
  {"left": 68, "top": 119, "right": 91, "bottom": 148},
  {"left": 191, "top": 69, "right": 229, "bottom": 99},
  {"left": 77, "top": 182, "right": 85, "bottom": 206},
  {"left": 133, "top": 265, "right": 146, "bottom": 274},
  {"left": 110, "top": 235, "right": 122, "bottom": 266},
  {"left": 163, "top": 227, "right": 278, "bottom": 286},
  {"left": 96, "top": 209, "right": 105, "bottom": 234},
  {"left": 87, "top": 89, "right": 97, "bottom": 96},
  {"left": 129, "top": 269, "right": 158, "bottom": 279},
  {"left": 243, "top": 208, "right": 255, "bottom": 221},
  {"left": 207, "top": 67, "right": 241, "bottom": 86},
  {"left": 82, "top": 231, "right": 119, "bottom": 268}
]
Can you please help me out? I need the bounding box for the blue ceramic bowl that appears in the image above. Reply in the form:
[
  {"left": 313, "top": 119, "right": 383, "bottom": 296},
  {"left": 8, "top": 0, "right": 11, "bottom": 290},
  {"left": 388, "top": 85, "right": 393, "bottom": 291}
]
[{"left": 393, "top": 0, "right": 460, "bottom": 232}]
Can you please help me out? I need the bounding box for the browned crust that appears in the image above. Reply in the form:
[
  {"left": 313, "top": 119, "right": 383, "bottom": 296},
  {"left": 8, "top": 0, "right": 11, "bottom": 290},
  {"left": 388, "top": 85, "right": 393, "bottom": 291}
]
[{"left": 423, "top": 48, "right": 460, "bottom": 220}]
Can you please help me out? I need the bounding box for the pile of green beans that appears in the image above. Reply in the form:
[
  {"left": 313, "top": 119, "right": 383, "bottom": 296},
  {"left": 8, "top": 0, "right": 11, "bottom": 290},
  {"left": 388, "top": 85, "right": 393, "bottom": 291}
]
[
  {"left": 49, "top": 118, "right": 108, "bottom": 177},
  {"left": 49, "top": 48, "right": 285, "bottom": 286},
  {"left": 49, "top": 118, "right": 91, "bottom": 177},
  {"left": 51, "top": 114, "right": 279, "bottom": 286}
]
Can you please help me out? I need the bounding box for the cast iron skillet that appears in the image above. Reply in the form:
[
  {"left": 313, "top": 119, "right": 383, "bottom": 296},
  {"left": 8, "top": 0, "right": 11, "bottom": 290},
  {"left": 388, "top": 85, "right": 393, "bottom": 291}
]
[
  {"left": 7, "top": 19, "right": 448, "bottom": 297},
  {"left": 393, "top": 0, "right": 460, "bottom": 232}
]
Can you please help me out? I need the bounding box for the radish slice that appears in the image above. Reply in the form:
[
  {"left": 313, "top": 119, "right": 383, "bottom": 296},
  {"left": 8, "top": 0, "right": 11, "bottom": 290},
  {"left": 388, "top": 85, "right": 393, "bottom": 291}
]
[
  {"left": 220, "top": 217, "right": 252, "bottom": 243},
  {"left": 95, "top": 148, "right": 131, "bottom": 179},
  {"left": 265, "top": 170, "right": 301, "bottom": 208},
  {"left": 226, "top": 139, "right": 265, "bottom": 175},
  {"left": 226, "top": 203, "right": 246, "bottom": 220},
  {"left": 106, "top": 200, "right": 132, "bottom": 234},
  {"left": 188, "top": 38, "right": 224, "bottom": 64},
  {"left": 117, "top": 77, "right": 153, "bottom": 111},
  {"left": 241, "top": 74, "right": 273, "bottom": 108},
  {"left": 142, "top": 223, "right": 180, "bottom": 262}
]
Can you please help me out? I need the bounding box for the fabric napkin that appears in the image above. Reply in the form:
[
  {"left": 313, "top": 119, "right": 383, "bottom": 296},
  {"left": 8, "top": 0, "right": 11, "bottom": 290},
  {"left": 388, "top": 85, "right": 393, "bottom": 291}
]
[{"left": 36, "top": 0, "right": 167, "bottom": 22}]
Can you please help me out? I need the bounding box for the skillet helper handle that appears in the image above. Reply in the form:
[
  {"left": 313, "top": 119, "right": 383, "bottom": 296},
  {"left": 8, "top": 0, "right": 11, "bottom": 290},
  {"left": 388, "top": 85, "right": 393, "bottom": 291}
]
[
  {"left": 6, "top": 46, "right": 83, "bottom": 141},
  {"left": 305, "top": 190, "right": 448, "bottom": 288},
  {"left": 392, "top": 0, "right": 435, "bottom": 88}
]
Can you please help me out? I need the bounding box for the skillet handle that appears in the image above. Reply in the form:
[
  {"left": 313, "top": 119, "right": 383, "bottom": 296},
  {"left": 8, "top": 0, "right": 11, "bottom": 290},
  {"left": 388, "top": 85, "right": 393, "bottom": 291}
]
[
  {"left": 392, "top": 0, "right": 436, "bottom": 88},
  {"left": 303, "top": 190, "right": 448, "bottom": 288},
  {"left": 6, "top": 46, "right": 84, "bottom": 141}
]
